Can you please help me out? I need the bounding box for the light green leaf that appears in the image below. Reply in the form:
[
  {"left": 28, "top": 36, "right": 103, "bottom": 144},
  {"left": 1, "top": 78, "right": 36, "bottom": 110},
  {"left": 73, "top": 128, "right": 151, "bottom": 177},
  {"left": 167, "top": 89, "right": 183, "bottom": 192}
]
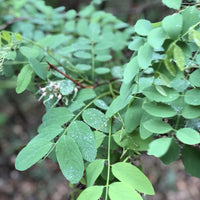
[
  {"left": 76, "top": 64, "right": 91, "bottom": 71},
  {"left": 15, "top": 139, "right": 53, "bottom": 171},
  {"left": 86, "top": 159, "right": 105, "bottom": 187},
  {"left": 29, "top": 58, "right": 47, "bottom": 80},
  {"left": 164, "top": 58, "right": 176, "bottom": 77},
  {"left": 192, "top": 30, "right": 200, "bottom": 48},
  {"left": 181, "top": 145, "right": 200, "bottom": 178},
  {"left": 109, "top": 182, "right": 143, "bottom": 200},
  {"left": 77, "top": 186, "right": 104, "bottom": 200},
  {"left": 94, "top": 99, "right": 108, "bottom": 110},
  {"left": 112, "top": 162, "right": 154, "bottom": 195},
  {"left": 143, "top": 119, "right": 172, "bottom": 134},
  {"left": 59, "top": 80, "right": 75, "bottom": 95},
  {"left": 176, "top": 128, "right": 200, "bottom": 145},
  {"left": 189, "top": 69, "right": 200, "bottom": 87},
  {"left": 123, "top": 57, "right": 139, "bottom": 84},
  {"left": 162, "top": 13, "right": 183, "bottom": 39},
  {"left": 75, "top": 88, "right": 96, "bottom": 102},
  {"left": 124, "top": 99, "right": 143, "bottom": 133},
  {"left": 148, "top": 137, "right": 172, "bottom": 157},
  {"left": 16, "top": 65, "right": 33, "bottom": 94},
  {"left": 42, "top": 107, "right": 74, "bottom": 126},
  {"left": 155, "top": 85, "right": 167, "bottom": 96},
  {"left": 14, "top": 33, "right": 22, "bottom": 41},
  {"left": 20, "top": 46, "right": 40, "bottom": 58},
  {"left": 95, "top": 67, "right": 110, "bottom": 74},
  {"left": 142, "top": 102, "right": 176, "bottom": 118},
  {"left": 74, "top": 51, "right": 92, "bottom": 59},
  {"left": 82, "top": 108, "right": 109, "bottom": 133},
  {"left": 143, "top": 85, "right": 179, "bottom": 103},
  {"left": 113, "top": 129, "right": 152, "bottom": 151},
  {"left": 138, "top": 43, "right": 153, "bottom": 69},
  {"left": 182, "top": 6, "right": 200, "bottom": 34},
  {"left": 94, "top": 131, "right": 106, "bottom": 148},
  {"left": 135, "top": 19, "right": 152, "bottom": 36},
  {"left": 56, "top": 135, "right": 84, "bottom": 184},
  {"left": 65, "top": 9, "right": 76, "bottom": 19},
  {"left": 67, "top": 121, "right": 97, "bottom": 162},
  {"left": 147, "top": 27, "right": 166, "bottom": 49},
  {"left": 77, "top": 19, "right": 88, "bottom": 35},
  {"left": 128, "top": 37, "right": 145, "bottom": 51},
  {"left": 95, "top": 55, "right": 112, "bottom": 62},
  {"left": 162, "top": 0, "right": 181, "bottom": 9},
  {"left": 184, "top": 88, "right": 200, "bottom": 106},
  {"left": 182, "top": 104, "right": 200, "bottom": 119},
  {"left": 37, "top": 124, "right": 63, "bottom": 141},
  {"left": 173, "top": 44, "right": 185, "bottom": 71}
]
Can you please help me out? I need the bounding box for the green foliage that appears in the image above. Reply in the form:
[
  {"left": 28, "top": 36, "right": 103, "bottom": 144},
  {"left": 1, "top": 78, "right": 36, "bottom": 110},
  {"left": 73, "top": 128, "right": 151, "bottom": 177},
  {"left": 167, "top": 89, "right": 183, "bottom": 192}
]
[{"left": 1, "top": 0, "right": 200, "bottom": 199}]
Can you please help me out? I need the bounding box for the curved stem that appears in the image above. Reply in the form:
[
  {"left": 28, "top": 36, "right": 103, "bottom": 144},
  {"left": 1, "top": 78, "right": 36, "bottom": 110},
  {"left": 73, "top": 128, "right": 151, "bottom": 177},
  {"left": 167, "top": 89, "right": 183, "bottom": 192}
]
[{"left": 105, "top": 119, "right": 112, "bottom": 200}]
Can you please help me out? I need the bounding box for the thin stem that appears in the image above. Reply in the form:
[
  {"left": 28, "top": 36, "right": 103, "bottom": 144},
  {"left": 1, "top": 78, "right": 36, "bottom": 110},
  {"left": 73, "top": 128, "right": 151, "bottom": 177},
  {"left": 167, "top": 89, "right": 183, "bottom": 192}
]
[{"left": 105, "top": 119, "right": 112, "bottom": 200}]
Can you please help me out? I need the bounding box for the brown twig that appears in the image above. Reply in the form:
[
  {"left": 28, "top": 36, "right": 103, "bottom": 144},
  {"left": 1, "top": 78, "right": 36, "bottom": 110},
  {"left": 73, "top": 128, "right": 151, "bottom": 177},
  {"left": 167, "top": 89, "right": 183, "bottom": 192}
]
[{"left": 46, "top": 61, "right": 93, "bottom": 89}]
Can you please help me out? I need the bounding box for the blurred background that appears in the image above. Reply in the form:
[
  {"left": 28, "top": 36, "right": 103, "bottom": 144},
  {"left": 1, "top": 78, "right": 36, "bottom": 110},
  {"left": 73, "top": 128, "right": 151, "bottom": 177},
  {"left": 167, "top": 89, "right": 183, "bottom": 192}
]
[{"left": 0, "top": 0, "right": 200, "bottom": 199}]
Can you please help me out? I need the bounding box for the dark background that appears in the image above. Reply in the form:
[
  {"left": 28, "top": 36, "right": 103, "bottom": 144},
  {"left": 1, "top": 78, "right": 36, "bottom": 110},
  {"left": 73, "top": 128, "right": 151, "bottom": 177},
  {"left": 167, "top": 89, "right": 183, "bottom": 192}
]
[{"left": 0, "top": 0, "right": 200, "bottom": 199}]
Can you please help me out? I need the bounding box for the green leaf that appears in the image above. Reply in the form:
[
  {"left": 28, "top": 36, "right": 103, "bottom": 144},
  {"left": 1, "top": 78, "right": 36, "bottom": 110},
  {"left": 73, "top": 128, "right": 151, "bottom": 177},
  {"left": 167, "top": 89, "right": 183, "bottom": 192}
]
[
  {"left": 140, "top": 113, "right": 153, "bottom": 139},
  {"left": 94, "top": 99, "right": 108, "bottom": 110},
  {"left": 135, "top": 19, "right": 152, "bottom": 36},
  {"left": 14, "top": 33, "right": 22, "bottom": 41},
  {"left": 95, "top": 67, "right": 110, "bottom": 74},
  {"left": 162, "top": 13, "right": 183, "bottom": 39},
  {"left": 184, "top": 88, "right": 200, "bottom": 106},
  {"left": 182, "top": 6, "right": 200, "bottom": 34},
  {"left": 83, "top": 108, "right": 109, "bottom": 133},
  {"left": 109, "top": 182, "right": 143, "bottom": 200},
  {"left": 37, "top": 124, "right": 63, "bottom": 141},
  {"left": 181, "top": 145, "right": 200, "bottom": 178},
  {"left": 182, "top": 104, "right": 200, "bottom": 119},
  {"left": 191, "top": 30, "right": 200, "bottom": 48},
  {"left": 173, "top": 45, "right": 185, "bottom": 71},
  {"left": 76, "top": 64, "right": 91, "bottom": 71},
  {"left": 95, "top": 55, "right": 112, "bottom": 62},
  {"left": 29, "top": 58, "right": 47, "bottom": 80},
  {"left": 189, "top": 69, "right": 200, "bottom": 87},
  {"left": 123, "top": 57, "right": 139, "bottom": 84},
  {"left": 94, "top": 131, "right": 105, "bottom": 148},
  {"left": 148, "top": 137, "right": 172, "bottom": 157},
  {"left": 164, "top": 58, "right": 176, "bottom": 77},
  {"left": 147, "top": 27, "right": 166, "bottom": 49},
  {"left": 56, "top": 135, "right": 84, "bottom": 184},
  {"left": 77, "top": 186, "right": 104, "bottom": 200},
  {"left": 112, "top": 162, "right": 154, "bottom": 195},
  {"left": 67, "top": 121, "right": 97, "bottom": 162},
  {"left": 143, "top": 119, "right": 172, "bottom": 134},
  {"left": 113, "top": 129, "right": 152, "bottom": 151},
  {"left": 77, "top": 19, "right": 89, "bottom": 35},
  {"left": 160, "top": 138, "right": 180, "bottom": 164},
  {"left": 20, "top": 46, "right": 40, "bottom": 58},
  {"left": 15, "top": 139, "right": 53, "bottom": 171},
  {"left": 16, "top": 65, "right": 33, "bottom": 94},
  {"left": 176, "top": 128, "right": 200, "bottom": 145},
  {"left": 162, "top": 0, "right": 182, "bottom": 9},
  {"left": 124, "top": 99, "right": 143, "bottom": 133},
  {"left": 128, "top": 37, "right": 145, "bottom": 51},
  {"left": 75, "top": 88, "right": 96, "bottom": 102},
  {"left": 143, "top": 85, "right": 179, "bottom": 103},
  {"left": 142, "top": 101, "right": 176, "bottom": 118},
  {"left": 59, "top": 80, "right": 75, "bottom": 95},
  {"left": 155, "top": 85, "right": 167, "bottom": 96},
  {"left": 42, "top": 107, "right": 73, "bottom": 126},
  {"left": 74, "top": 51, "right": 92, "bottom": 59},
  {"left": 137, "top": 43, "right": 153, "bottom": 69},
  {"left": 65, "top": 9, "right": 76, "bottom": 19},
  {"left": 86, "top": 159, "right": 105, "bottom": 187}
]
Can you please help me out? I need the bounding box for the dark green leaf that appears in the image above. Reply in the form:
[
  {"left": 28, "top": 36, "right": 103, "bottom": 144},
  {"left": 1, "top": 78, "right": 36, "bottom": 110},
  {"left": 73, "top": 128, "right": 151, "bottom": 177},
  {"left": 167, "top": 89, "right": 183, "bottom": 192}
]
[{"left": 181, "top": 145, "right": 200, "bottom": 178}]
